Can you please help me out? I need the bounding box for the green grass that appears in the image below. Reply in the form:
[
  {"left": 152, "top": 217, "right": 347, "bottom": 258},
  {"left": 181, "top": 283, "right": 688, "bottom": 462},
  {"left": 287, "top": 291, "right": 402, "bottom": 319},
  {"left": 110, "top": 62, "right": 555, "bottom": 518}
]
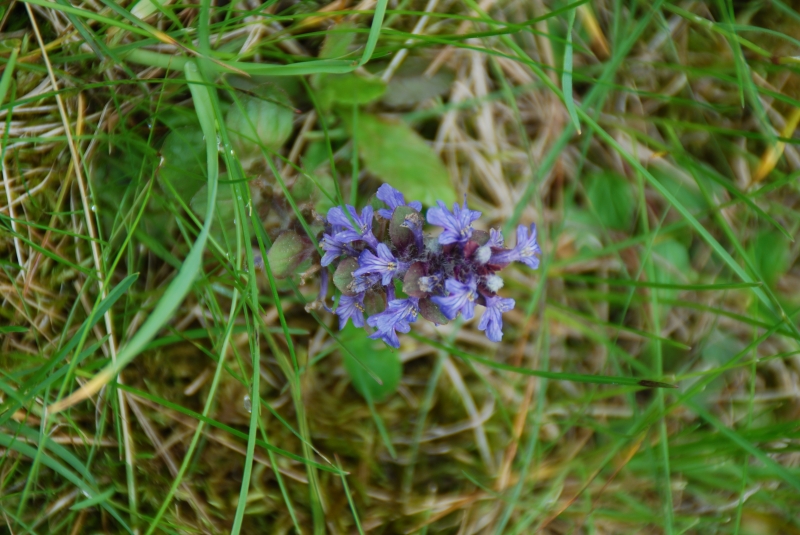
[{"left": 2, "top": 0, "right": 800, "bottom": 533}]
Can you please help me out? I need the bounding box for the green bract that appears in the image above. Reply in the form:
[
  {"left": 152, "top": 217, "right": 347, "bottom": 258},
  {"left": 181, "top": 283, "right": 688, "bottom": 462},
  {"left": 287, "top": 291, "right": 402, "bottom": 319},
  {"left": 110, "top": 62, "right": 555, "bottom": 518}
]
[{"left": 226, "top": 93, "right": 294, "bottom": 165}]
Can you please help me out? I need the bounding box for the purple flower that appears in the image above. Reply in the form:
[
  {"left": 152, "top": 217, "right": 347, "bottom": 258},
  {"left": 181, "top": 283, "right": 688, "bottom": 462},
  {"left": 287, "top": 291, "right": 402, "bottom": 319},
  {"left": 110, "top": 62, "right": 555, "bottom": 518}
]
[
  {"left": 490, "top": 223, "right": 541, "bottom": 269},
  {"left": 488, "top": 228, "right": 504, "bottom": 247},
  {"left": 431, "top": 276, "right": 478, "bottom": 321},
  {"left": 367, "top": 297, "right": 419, "bottom": 348},
  {"left": 478, "top": 295, "right": 515, "bottom": 342},
  {"left": 336, "top": 293, "right": 366, "bottom": 329},
  {"left": 376, "top": 184, "right": 423, "bottom": 219},
  {"left": 427, "top": 198, "right": 481, "bottom": 245},
  {"left": 327, "top": 205, "right": 378, "bottom": 248},
  {"left": 321, "top": 232, "right": 353, "bottom": 267},
  {"left": 354, "top": 243, "right": 407, "bottom": 285},
  {"left": 316, "top": 183, "right": 541, "bottom": 347}
]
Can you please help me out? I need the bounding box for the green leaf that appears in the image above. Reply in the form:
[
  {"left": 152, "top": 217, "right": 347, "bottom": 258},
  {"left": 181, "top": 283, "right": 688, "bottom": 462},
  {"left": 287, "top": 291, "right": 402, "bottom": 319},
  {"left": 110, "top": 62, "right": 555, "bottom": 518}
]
[
  {"left": 651, "top": 167, "right": 707, "bottom": 214},
  {"left": 190, "top": 178, "right": 236, "bottom": 245},
  {"left": 343, "top": 113, "right": 457, "bottom": 207},
  {"left": 389, "top": 205, "right": 422, "bottom": 252},
  {"left": 333, "top": 257, "right": 360, "bottom": 296},
  {"left": 71, "top": 487, "right": 115, "bottom": 510},
  {"left": 319, "top": 22, "right": 357, "bottom": 60},
  {"left": 0, "top": 325, "right": 28, "bottom": 334},
  {"left": 357, "top": 0, "right": 388, "bottom": 67},
  {"left": 381, "top": 59, "right": 453, "bottom": 108},
  {"left": 652, "top": 239, "right": 691, "bottom": 303},
  {"left": 0, "top": 44, "right": 18, "bottom": 107},
  {"left": 751, "top": 230, "right": 789, "bottom": 287},
  {"left": 341, "top": 325, "right": 401, "bottom": 402},
  {"left": 561, "top": 7, "right": 581, "bottom": 133},
  {"left": 585, "top": 171, "right": 634, "bottom": 231},
  {"left": 318, "top": 73, "right": 386, "bottom": 110},
  {"left": 227, "top": 93, "right": 294, "bottom": 163},
  {"left": 159, "top": 125, "right": 207, "bottom": 205},
  {"left": 266, "top": 230, "right": 314, "bottom": 279}
]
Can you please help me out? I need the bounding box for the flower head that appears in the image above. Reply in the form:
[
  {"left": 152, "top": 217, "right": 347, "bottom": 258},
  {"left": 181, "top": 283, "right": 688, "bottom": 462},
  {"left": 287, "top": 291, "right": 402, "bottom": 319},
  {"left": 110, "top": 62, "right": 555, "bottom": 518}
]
[
  {"left": 327, "top": 205, "right": 378, "bottom": 248},
  {"left": 336, "top": 293, "right": 365, "bottom": 329},
  {"left": 427, "top": 198, "right": 481, "bottom": 245},
  {"left": 478, "top": 295, "right": 515, "bottom": 342},
  {"left": 354, "top": 243, "right": 407, "bottom": 285},
  {"left": 317, "top": 184, "right": 540, "bottom": 347},
  {"left": 431, "top": 276, "right": 478, "bottom": 321},
  {"left": 490, "top": 223, "right": 541, "bottom": 269},
  {"left": 376, "top": 184, "right": 423, "bottom": 219},
  {"left": 367, "top": 297, "right": 419, "bottom": 348}
]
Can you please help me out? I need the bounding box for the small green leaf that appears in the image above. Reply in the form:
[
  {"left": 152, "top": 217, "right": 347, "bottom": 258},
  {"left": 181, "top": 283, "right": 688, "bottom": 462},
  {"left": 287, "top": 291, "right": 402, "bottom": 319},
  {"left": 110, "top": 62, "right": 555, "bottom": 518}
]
[
  {"left": 652, "top": 168, "right": 707, "bottom": 214},
  {"left": 585, "top": 171, "right": 633, "bottom": 231},
  {"left": 318, "top": 73, "right": 386, "bottom": 110},
  {"left": 341, "top": 325, "right": 401, "bottom": 402},
  {"left": 561, "top": 8, "right": 581, "bottom": 133},
  {"left": 363, "top": 289, "right": 386, "bottom": 316},
  {"left": 652, "top": 239, "right": 691, "bottom": 303},
  {"left": 402, "top": 262, "right": 427, "bottom": 298},
  {"left": 333, "top": 257, "right": 360, "bottom": 295},
  {"left": 227, "top": 93, "right": 294, "bottom": 163},
  {"left": 159, "top": 125, "right": 207, "bottom": 205},
  {"left": 389, "top": 205, "right": 422, "bottom": 253},
  {"left": 266, "top": 231, "right": 314, "bottom": 279},
  {"left": 751, "top": 230, "right": 789, "bottom": 287},
  {"left": 381, "top": 59, "right": 453, "bottom": 108},
  {"left": 343, "top": 113, "right": 457, "bottom": 207},
  {"left": 319, "top": 22, "right": 357, "bottom": 60},
  {"left": 419, "top": 297, "right": 449, "bottom": 325}
]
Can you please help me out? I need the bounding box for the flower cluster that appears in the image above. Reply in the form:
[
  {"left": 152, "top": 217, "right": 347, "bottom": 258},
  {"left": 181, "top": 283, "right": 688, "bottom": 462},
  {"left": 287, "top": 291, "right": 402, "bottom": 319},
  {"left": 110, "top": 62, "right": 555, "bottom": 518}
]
[{"left": 319, "top": 184, "right": 540, "bottom": 348}]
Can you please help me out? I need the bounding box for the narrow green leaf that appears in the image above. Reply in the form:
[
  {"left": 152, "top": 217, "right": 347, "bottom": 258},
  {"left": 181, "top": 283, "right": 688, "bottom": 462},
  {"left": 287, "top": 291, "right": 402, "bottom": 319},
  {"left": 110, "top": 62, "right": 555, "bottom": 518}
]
[
  {"left": 0, "top": 326, "right": 28, "bottom": 334},
  {"left": 0, "top": 45, "right": 18, "bottom": 108},
  {"left": 688, "top": 401, "right": 800, "bottom": 493},
  {"left": 358, "top": 0, "right": 389, "bottom": 66},
  {"left": 0, "top": 433, "right": 132, "bottom": 533},
  {"left": 70, "top": 488, "right": 116, "bottom": 510},
  {"left": 559, "top": 274, "right": 759, "bottom": 291},
  {"left": 561, "top": 8, "right": 580, "bottom": 133},
  {"left": 410, "top": 333, "right": 675, "bottom": 388}
]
